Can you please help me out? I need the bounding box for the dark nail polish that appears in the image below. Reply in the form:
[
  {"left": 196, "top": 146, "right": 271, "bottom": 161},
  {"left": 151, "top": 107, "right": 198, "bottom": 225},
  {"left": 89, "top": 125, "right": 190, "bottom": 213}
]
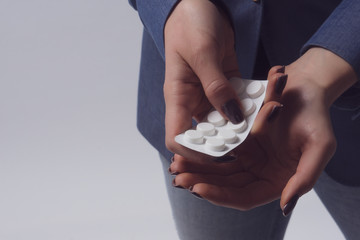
[
  {"left": 213, "top": 155, "right": 237, "bottom": 162},
  {"left": 191, "top": 192, "right": 203, "bottom": 199},
  {"left": 267, "top": 105, "right": 284, "bottom": 122},
  {"left": 283, "top": 194, "right": 299, "bottom": 217},
  {"left": 221, "top": 99, "right": 244, "bottom": 124},
  {"left": 189, "top": 186, "right": 203, "bottom": 199},
  {"left": 275, "top": 74, "right": 288, "bottom": 96},
  {"left": 172, "top": 178, "right": 185, "bottom": 189},
  {"left": 168, "top": 167, "right": 179, "bottom": 175},
  {"left": 276, "top": 65, "right": 285, "bottom": 73},
  {"left": 171, "top": 156, "right": 175, "bottom": 163}
]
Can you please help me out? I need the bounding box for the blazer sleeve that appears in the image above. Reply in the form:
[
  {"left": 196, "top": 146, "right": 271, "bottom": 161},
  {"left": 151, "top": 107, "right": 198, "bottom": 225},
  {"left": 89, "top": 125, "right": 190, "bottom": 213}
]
[
  {"left": 129, "top": 0, "right": 180, "bottom": 60},
  {"left": 301, "top": 0, "right": 360, "bottom": 80},
  {"left": 128, "top": 0, "right": 136, "bottom": 10}
]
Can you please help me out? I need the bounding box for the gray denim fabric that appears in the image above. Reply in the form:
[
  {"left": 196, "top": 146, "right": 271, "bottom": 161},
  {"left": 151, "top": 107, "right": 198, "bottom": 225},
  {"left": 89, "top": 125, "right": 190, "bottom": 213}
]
[
  {"left": 159, "top": 154, "right": 290, "bottom": 240},
  {"left": 325, "top": 105, "right": 360, "bottom": 186},
  {"left": 314, "top": 172, "right": 360, "bottom": 240},
  {"left": 159, "top": 155, "right": 360, "bottom": 240},
  {"left": 333, "top": 86, "right": 360, "bottom": 114}
]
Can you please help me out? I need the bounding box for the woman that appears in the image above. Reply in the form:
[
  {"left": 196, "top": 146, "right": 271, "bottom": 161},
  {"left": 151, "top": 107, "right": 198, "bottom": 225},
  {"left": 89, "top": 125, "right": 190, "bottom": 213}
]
[{"left": 130, "top": 0, "right": 360, "bottom": 239}]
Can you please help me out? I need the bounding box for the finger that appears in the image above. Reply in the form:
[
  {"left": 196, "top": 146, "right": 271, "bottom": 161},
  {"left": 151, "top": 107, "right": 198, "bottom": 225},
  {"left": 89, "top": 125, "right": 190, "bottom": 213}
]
[
  {"left": 251, "top": 101, "right": 284, "bottom": 135},
  {"left": 191, "top": 48, "right": 245, "bottom": 125},
  {"left": 164, "top": 98, "right": 205, "bottom": 160},
  {"left": 264, "top": 73, "right": 288, "bottom": 103},
  {"left": 170, "top": 154, "right": 244, "bottom": 175},
  {"left": 280, "top": 131, "right": 336, "bottom": 216},
  {"left": 268, "top": 65, "right": 285, "bottom": 76},
  {"left": 190, "top": 180, "right": 280, "bottom": 210},
  {"left": 173, "top": 172, "right": 256, "bottom": 189},
  {"left": 164, "top": 55, "right": 213, "bottom": 160},
  {"left": 264, "top": 65, "right": 287, "bottom": 103}
]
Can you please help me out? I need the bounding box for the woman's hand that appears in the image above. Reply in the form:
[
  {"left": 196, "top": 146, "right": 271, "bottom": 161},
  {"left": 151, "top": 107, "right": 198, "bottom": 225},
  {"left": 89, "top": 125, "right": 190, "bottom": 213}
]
[
  {"left": 169, "top": 48, "right": 358, "bottom": 215},
  {"left": 164, "top": 0, "right": 244, "bottom": 160}
]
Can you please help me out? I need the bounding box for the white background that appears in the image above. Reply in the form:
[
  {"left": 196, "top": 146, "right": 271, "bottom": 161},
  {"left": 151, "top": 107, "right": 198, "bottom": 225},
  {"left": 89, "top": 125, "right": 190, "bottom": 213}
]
[{"left": 0, "top": 0, "right": 345, "bottom": 239}]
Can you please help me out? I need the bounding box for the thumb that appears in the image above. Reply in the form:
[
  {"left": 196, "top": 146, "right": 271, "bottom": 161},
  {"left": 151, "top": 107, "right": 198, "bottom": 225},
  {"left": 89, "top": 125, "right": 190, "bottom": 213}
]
[
  {"left": 280, "top": 137, "right": 336, "bottom": 216},
  {"left": 192, "top": 52, "right": 244, "bottom": 125}
]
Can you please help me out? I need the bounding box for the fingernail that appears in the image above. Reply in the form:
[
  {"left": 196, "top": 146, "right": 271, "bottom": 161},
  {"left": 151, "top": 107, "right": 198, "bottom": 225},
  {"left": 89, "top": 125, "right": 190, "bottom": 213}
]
[
  {"left": 168, "top": 167, "right": 179, "bottom": 176},
  {"left": 276, "top": 65, "right": 285, "bottom": 73},
  {"left": 275, "top": 74, "right": 287, "bottom": 95},
  {"left": 267, "top": 104, "right": 284, "bottom": 122},
  {"left": 221, "top": 99, "right": 244, "bottom": 124},
  {"left": 213, "top": 155, "right": 237, "bottom": 162},
  {"left": 171, "top": 156, "right": 175, "bottom": 163},
  {"left": 282, "top": 194, "right": 299, "bottom": 217},
  {"left": 191, "top": 192, "right": 203, "bottom": 199},
  {"left": 189, "top": 186, "right": 203, "bottom": 199},
  {"left": 172, "top": 178, "right": 185, "bottom": 189}
]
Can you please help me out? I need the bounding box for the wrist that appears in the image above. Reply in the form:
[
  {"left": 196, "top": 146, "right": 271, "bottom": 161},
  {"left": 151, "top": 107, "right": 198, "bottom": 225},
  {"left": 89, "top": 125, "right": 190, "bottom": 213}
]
[{"left": 288, "top": 47, "right": 358, "bottom": 107}]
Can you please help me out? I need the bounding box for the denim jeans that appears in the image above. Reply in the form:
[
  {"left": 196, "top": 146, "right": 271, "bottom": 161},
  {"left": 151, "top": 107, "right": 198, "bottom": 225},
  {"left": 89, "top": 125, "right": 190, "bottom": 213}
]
[
  {"left": 160, "top": 154, "right": 360, "bottom": 240},
  {"left": 160, "top": 154, "right": 290, "bottom": 240}
]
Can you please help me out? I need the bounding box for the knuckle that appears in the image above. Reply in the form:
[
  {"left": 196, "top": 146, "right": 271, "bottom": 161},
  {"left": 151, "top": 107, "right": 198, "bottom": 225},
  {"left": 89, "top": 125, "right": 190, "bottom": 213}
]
[
  {"left": 190, "top": 40, "right": 218, "bottom": 70},
  {"left": 325, "top": 136, "right": 337, "bottom": 154},
  {"left": 204, "top": 78, "right": 230, "bottom": 100},
  {"left": 192, "top": 40, "right": 215, "bottom": 57},
  {"left": 270, "top": 65, "right": 282, "bottom": 72},
  {"left": 311, "top": 131, "right": 338, "bottom": 158},
  {"left": 165, "top": 137, "right": 177, "bottom": 154},
  {"left": 174, "top": 173, "right": 189, "bottom": 185},
  {"left": 270, "top": 72, "right": 283, "bottom": 83},
  {"left": 270, "top": 65, "right": 283, "bottom": 75},
  {"left": 171, "top": 161, "right": 186, "bottom": 173}
]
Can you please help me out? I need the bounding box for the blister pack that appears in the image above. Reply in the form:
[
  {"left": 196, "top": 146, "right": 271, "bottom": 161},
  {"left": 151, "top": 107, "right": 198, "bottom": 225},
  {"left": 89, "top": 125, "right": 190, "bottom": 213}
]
[{"left": 175, "top": 78, "right": 268, "bottom": 157}]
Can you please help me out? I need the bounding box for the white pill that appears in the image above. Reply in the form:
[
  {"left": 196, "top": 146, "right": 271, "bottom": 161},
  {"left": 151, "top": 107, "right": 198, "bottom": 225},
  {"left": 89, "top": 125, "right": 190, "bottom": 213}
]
[
  {"left": 229, "top": 77, "right": 245, "bottom": 95},
  {"left": 196, "top": 122, "right": 216, "bottom": 136},
  {"left": 227, "top": 120, "right": 247, "bottom": 133},
  {"left": 207, "top": 110, "right": 226, "bottom": 126},
  {"left": 184, "top": 130, "right": 204, "bottom": 144},
  {"left": 218, "top": 129, "right": 238, "bottom": 144},
  {"left": 241, "top": 98, "right": 256, "bottom": 116},
  {"left": 246, "top": 81, "right": 265, "bottom": 98},
  {"left": 205, "top": 138, "right": 225, "bottom": 152}
]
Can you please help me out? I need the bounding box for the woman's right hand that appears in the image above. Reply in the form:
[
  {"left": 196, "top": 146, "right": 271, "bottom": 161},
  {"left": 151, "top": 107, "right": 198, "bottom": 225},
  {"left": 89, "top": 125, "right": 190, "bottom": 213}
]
[{"left": 163, "top": 0, "right": 244, "bottom": 160}]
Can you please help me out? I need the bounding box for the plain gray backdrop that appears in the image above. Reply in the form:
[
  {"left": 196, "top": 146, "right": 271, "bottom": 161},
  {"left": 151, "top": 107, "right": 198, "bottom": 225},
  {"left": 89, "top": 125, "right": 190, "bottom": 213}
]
[{"left": 0, "top": 0, "right": 345, "bottom": 239}]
